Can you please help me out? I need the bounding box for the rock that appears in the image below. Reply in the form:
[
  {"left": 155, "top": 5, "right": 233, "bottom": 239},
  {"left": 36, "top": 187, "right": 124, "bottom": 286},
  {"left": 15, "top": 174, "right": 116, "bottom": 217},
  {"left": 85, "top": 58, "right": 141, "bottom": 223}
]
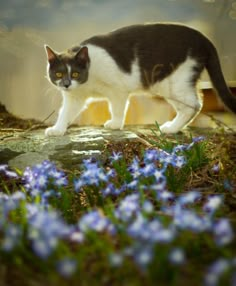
[{"left": 0, "top": 126, "right": 151, "bottom": 171}]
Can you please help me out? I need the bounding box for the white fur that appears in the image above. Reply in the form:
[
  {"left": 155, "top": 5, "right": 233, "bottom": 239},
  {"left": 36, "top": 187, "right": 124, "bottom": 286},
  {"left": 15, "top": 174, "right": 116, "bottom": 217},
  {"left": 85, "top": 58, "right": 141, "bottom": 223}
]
[{"left": 45, "top": 45, "right": 201, "bottom": 136}]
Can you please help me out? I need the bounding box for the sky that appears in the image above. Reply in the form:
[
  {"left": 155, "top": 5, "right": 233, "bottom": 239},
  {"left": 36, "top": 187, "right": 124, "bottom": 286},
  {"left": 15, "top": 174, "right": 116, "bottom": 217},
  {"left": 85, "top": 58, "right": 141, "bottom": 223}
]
[{"left": 0, "top": 0, "right": 235, "bottom": 121}]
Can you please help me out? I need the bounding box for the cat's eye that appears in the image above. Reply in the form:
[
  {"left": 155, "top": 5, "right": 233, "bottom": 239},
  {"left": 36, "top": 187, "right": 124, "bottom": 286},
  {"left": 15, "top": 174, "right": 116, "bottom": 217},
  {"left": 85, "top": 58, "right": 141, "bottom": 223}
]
[
  {"left": 72, "top": 72, "right": 80, "bottom": 78},
  {"left": 56, "top": 72, "right": 63, "bottom": 78}
]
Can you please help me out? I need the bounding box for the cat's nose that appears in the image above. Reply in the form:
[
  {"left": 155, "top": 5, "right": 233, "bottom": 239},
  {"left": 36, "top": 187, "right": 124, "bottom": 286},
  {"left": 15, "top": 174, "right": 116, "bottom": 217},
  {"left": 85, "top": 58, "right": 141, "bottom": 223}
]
[{"left": 63, "top": 79, "right": 71, "bottom": 88}]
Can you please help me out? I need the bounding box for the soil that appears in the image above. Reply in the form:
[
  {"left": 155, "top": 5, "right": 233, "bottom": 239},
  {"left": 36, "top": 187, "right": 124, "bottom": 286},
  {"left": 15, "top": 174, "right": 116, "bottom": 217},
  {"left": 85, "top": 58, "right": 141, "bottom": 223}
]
[{"left": 0, "top": 104, "right": 44, "bottom": 130}]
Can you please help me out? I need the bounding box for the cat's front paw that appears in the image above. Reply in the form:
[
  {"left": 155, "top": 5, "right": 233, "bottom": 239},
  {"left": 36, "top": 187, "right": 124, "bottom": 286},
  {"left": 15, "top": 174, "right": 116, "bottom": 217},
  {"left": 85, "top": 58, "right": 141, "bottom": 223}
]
[
  {"left": 45, "top": 126, "right": 66, "bottom": 137},
  {"left": 104, "top": 120, "right": 123, "bottom": 130},
  {"left": 160, "top": 122, "right": 180, "bottom": 134}
]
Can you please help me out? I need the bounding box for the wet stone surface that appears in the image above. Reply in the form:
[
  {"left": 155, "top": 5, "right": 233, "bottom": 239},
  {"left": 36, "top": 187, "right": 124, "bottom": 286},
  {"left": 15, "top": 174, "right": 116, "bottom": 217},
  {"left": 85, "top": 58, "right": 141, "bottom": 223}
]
[{"left": 0, "top": 126, "right": 151, "bottom": 170}]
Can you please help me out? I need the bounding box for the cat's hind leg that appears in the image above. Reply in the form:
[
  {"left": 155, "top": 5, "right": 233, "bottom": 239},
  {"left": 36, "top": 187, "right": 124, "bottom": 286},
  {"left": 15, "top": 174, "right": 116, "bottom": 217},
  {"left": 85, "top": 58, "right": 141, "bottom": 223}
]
[{"left": 160, "top": 86, "right": 202, "bottom": 134}]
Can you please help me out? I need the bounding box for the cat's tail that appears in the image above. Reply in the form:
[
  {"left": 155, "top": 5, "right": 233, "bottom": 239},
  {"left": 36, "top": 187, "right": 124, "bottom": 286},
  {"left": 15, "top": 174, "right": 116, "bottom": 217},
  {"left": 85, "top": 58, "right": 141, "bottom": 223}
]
[{"left": 205, "top": 43, "right": 236, "bottom": 113}]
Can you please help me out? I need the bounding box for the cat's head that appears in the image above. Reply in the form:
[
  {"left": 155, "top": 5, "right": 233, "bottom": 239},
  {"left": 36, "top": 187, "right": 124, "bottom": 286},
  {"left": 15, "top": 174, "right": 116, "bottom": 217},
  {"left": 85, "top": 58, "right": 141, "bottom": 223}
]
[{"left": 45, "top": 45, "right": 90, "bottom": 91}]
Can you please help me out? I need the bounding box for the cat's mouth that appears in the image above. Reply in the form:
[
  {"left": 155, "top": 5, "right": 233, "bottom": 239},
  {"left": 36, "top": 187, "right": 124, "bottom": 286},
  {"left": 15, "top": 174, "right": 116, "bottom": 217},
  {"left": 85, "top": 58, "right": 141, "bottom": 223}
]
[{"left": 58, "top": 81, "right": 78, "bottom": 91}]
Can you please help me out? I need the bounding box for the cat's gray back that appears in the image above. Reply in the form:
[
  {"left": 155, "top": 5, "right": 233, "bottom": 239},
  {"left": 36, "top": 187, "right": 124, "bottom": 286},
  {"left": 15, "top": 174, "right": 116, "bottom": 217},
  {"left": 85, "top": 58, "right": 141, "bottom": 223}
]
[{"left": 82, "top": 23, "right": 210, "bottom": 87}]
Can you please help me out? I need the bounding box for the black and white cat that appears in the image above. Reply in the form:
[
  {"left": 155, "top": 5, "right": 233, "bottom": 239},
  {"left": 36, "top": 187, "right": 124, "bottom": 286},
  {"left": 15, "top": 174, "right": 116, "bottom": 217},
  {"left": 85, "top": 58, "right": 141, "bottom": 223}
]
[{"left": 45, "top": 23, "right": 236, "bottom": 136}]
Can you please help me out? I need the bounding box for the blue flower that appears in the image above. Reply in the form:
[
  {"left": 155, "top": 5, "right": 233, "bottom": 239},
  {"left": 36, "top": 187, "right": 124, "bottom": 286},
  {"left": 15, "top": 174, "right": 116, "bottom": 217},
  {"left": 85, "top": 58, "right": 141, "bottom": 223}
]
[
  {"left": 79, "top": 210, "right": 115, "bottom": 234},
  {"left": 31, "top": 236, "right": 56, "bottom": 259},
  {"left": 56, "top": 258, "right": 77, "bottom": 278},
  {"left": 168, "top": 248, "right": 185, "bottom": 265},
  {"left": 178, "top": 191, "right": 201, "bottom": 205},
  {"left": 142, "top": 200, "right": 154, "bottom": 213},
  {"left": 134, "top": 246, "right": 153, "bottom": 267},
  {"left": 109, "top": 253, "right": 124, "bottom": 267},
  {"left": 150, "top": 181, "right": 167, "bottom": 192},
  {"left": 153, "top": 168, "right": 166, "bottom": 183},
  {"left": 173, "top": 144, "right": 188, "bottom": 153},
  {"left": 157, "top": 190, "right": 174, "bottom": 202},
  {"left": 213, "top": 218, "right": 234, "bottom": 246},
  {"left": 128, "top": 158, "right": 141, "bottom": 179},
  {"left": 126, "top": 213, "right": 147, "bottom": 238},
  {"left": 115, "top": 193, "right": 140, "bottom": 222},
  {"left": 110, "top": 151, "right": 122, "bottom": 162},
  {"left": 151, "top": 226, "right": 176, "bottom": 243},
  {"left": 223, "top": 179, "right": 234, "bottom": 191},
  {"left": 144, "top": 149, "right": 159, "bottom": 162},
  {"left": 69, "top": 231, "right": 84, "bottom": 243},
  {"left": 2, "top": 224, "right": 22, "bottom": 251},
  {"left": 172, "top": 155, "right": 186, "bottom": 168},
  {"left": 203, "top": 195, "right": 223, "bottom": 215},
  {"left": 22, "top": 161, "right": 67, "bottom": 202},
  {"left": 159, "top": 151, "right": 174, "bottom": 166},
  {"left": 192, "top": 136, "right": 206, "bottom": 143},
  {"left": 140, "top": 163, "right": 156, "bottom": 177},
  {"left": 0, "top": 164, "right": 8, "bottom": 172},
  {"left": 79, "top": 161, "right": 108, "bottom": 186},
  {"left": 126, "top": 179, "right": 139, "bottom": 190},
  {"left": 174, "top": 208, "right": 212, "bottom": 232},
  {"left": 211, "top": 162, "right": 221, "bottom": 173},
  {"left": 28, "top": 209, "right": 71, "bottom": 258},
  {"left": 205, "top": 258, "right": 231, "bottom": 286}
]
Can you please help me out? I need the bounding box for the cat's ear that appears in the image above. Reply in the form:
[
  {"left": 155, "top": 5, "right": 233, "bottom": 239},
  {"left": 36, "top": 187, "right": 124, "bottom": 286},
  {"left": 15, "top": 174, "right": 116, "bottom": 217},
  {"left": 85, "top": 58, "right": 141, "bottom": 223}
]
[
  {"left": 75, "top": 46, "right": 89, "bottom": 67},
  {"left": 44, "top": 45, "right": 58, "bottom": 62}
]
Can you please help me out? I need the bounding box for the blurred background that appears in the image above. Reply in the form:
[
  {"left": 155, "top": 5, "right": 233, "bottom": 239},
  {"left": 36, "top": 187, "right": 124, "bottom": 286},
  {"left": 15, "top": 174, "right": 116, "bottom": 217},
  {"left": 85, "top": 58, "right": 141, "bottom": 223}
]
[{"left": 0, "top": 0, "right": 236, "bottom": 127}]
